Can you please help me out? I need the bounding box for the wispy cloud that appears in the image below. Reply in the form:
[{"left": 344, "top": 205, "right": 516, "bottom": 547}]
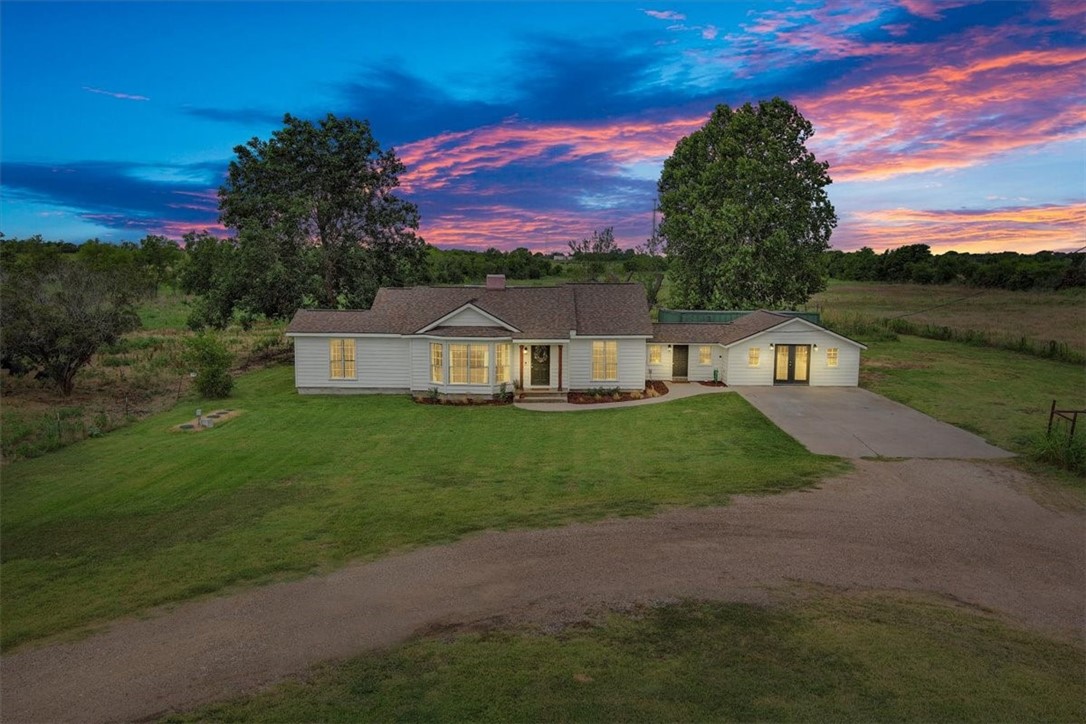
[
  {"left": 701, "top": 25, "right": 719, "bottom": 40},
  {"left": 801, "top": 47, "right": 1086, "bottom": 181},
  {"left": 82, "top": 86, "right": 150, "bottom": 101},
  {"left": 644, "top": 9, "right": 686, "bottom": 21},
  {"left": 837, "top": 203, "right": 1086, "bottom": 253}
]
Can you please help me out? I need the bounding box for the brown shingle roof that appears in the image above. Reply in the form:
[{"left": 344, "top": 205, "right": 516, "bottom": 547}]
[
  {"left": 425, "top": 326, "right": 513, "bottom": 338},
  {"left": 286, "top": 283, "right": 653, "bottom": 338}
]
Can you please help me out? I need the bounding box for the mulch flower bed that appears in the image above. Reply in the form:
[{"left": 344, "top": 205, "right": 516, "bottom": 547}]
[
  {"left": 699, "top": 380, "right": 727, "bottom": 387},
  {"left": 414, "top": 396, "right": 513, "bottom": 406},
  {"left": 567, "top": 380, "right": 669, "bottom": 405}
]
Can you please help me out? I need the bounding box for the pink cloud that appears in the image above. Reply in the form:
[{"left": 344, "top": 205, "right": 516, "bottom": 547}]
[
  {"left": 397, "top": 117, "right": 702, "bottom": 194},
  {"left": 800, "top": 47, "right": 1086, "bottom": 181},
  {"left": 419, "top": 204, "right": 653, "bottom": 252},
  {"left": 644, "top": 9, "right": 685, "bottom": 21},
  {"left": 82, "top": 86, "right": 150, "bottom": 102},
  {"left": 836, "top": 203, "right": 1086, "bottom": 253},
  {"left": 701, "top": 25, "right": 718, "bottom": 40},
  {"left": 899, "top": 0, "right": 974, "bottom": 21}
]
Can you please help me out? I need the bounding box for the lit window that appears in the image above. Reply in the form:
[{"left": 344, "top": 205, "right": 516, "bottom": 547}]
[
  {"left": 592, "top": 340, "right": 618, "bottom": 381},
  {"left": 826, "top": 347, "right": 839, "bottom": 368},
  {"left": 648, "top": 345, "right": 662, "bottom": 364},
  {"left": 496, "top": 343, "right": 511, "bottom": 383},
  {"left": 469, "top": 344, "right": 489, "bottom": 384},
  {"left": 430, "top": 343, "right": 443, "bottom": 383},
  {"left": 748, "top": 347, "right": 760, "bottom": 367},
  {"left": 449, "top": 344, "right": 468, "bottom": 384},
  {"left": 699, "top": 346, "right": 712, "bottom": 365},
  {"left": 329, "top": 339, "right": 356, "bottom": 379}
]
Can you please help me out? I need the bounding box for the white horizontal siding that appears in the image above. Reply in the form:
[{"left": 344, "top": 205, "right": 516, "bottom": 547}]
[
  {"left": 723, "top": 343, "right": 774, "bottom": 386},
  {"left": 568, "top": 338, "right": 646, "bottom": 391},
  {"left": 439, "top": 306, "right": 501, "bottom": 327},
  {"left": 294, "top": 336, "right": 410, "bottom": 391},
  {"left": 646, "top": 343, "right": 724, "bottom": 382},
  {"left": 688, "top": 344, "right": 722, "bottom": 382},
  {"left": 723, "top": 318, "right": 861, "bottom": 386}
]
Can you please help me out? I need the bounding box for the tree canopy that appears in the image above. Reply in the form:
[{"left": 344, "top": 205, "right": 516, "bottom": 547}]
[
  {"left": 201, "top": 113, "right": 427, "bottom": 327},
  {"left": 0, "top": 259, "right": 141, "bottom": 395},
  {"left": 659, "top": 98, "right": 836, "bottom": 309}
]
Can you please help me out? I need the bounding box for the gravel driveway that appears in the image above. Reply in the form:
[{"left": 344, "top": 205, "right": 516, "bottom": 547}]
[{"left": 2, "top": 458, "right": 1082, "bottom": 723}]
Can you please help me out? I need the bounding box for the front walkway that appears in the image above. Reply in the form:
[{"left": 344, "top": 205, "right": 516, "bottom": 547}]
[{"left": 515, "top": 382, "right": 729, "bottom": 412}]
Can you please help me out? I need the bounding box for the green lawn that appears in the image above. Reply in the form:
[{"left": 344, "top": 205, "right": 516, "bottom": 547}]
[
  {"left": 1, "top": 367, "right": 842, "bottom": 649},
  {"left": 861, "top": 335, "right": 1085, "bottom": 455},
  {"left": 171, "top": 594, "right": 1085, "bottom": 723}
]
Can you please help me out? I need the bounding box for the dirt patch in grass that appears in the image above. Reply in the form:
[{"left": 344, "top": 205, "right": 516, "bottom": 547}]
[{"left": 172, "top": 409, "right": 243, "bottom": 432}]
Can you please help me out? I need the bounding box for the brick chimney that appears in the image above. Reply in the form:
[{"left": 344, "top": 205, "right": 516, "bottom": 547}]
[{"left": 486, "top": 274, "right": 506, "bottom": 290}]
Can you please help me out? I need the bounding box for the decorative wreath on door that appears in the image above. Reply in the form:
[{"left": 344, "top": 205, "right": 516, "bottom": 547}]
[{"left": 532, "top": 346, "right": 549, "bottom": 364}]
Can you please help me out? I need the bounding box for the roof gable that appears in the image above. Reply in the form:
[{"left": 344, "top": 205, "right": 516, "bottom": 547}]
[{"left": 415, "top": 303, "right": 520, "bottom": 334}]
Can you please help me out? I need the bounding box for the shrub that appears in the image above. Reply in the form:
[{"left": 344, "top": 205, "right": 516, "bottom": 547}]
[
  {"left": 1029, "top": 429, "right": 1086, "bottom": 476},
  {"left": 186, "top": 333, "right": 234, "bottom": 399}
]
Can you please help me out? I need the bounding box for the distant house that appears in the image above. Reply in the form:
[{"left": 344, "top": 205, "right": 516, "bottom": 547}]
[{"left": 285, "top": 275, "right": 865, "bottom": 396}]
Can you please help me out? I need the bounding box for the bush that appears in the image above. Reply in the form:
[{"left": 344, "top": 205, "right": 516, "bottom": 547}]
[
  {"left": 1029, "top": 429, "right": 1086, "bottom": 476},
  {"left": 186, "top": 333, "right": 234, "bottom": 399}
]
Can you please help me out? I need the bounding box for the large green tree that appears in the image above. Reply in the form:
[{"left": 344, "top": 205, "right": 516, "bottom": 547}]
[
  {"left": 0, "top": 261, "right": 141, "bottom": 395},
  {"left": 659, "top": 98, "right": 836, "bottom": 309},
  {"left": 215, "top": 113, "right": 427, "bottom": 320}
]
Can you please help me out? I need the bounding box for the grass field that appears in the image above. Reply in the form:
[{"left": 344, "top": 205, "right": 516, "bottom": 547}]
[
  {"left": 861, "top": 336, "right": 1085, "bottom": 456},
  {"left": 0, "top": 368, "right": 842, "bottom": 649},
  {"left": 173, "top": 594, "right": 1085, "bottom": 723},
  {"left": 811, "top": 280, "right": 1086, "bottom": 360}
]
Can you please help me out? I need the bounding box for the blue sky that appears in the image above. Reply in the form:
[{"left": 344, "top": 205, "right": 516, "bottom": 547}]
[{"left": 1, "top": 1, "right": 1083, "bottom": 253}]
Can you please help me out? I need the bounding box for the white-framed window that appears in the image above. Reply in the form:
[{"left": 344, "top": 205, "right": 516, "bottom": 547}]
[
  {"left": 329, "top": 339, "right": 356, "bottom": 379},
  {"left": 698, "top": 346, "right": 712, "bottom": 365},
  {"left": 496, "top": 343, "right": 511, "bottom": 383},
  {"left": 592, "top": 340, "right": 618, "bottom": 381},
  {"left": 826, "top": 347, "right": 839, "bottom": 368},
  {"left": 648, "top": 344, "right": 662, "bottom": 364},
  {"left": 430, "top": 343, "right": 443, "bottom": 383},
  {"left": 469, "top": 344, "right": 489, "bottom": 384},
  {"left": 748, "top": 347, "right": 760, "bottom": 367},
  {"left": 449, "top": 344, "right": 468, "bottom": 384}
]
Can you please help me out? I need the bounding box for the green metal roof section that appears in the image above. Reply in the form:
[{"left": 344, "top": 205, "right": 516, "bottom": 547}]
[{"left": 657, "top": 309, "right": 821, "bottom": 324}]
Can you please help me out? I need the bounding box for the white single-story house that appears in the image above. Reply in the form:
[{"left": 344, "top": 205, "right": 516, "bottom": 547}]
[{"left": 285, "top": 275, "right": 866, "bottom": 396}]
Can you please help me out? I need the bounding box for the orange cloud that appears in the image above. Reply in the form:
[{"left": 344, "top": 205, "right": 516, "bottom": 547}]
[{"left": 838, "top": 203, "right": 1086, "bottom": 253}]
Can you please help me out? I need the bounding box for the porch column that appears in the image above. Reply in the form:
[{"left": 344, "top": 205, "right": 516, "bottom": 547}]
[{"left": 558, "top": 345, "right": 563, "bottom": 391}]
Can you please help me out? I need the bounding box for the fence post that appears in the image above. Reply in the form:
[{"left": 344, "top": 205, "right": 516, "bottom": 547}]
[{"left": 1048, "top": 400, "right": 1056, "bottom": 435}]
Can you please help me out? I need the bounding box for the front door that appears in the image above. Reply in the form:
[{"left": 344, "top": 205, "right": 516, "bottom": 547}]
[
  {"left": 530, "top": 345, "right": 550, "bottom": 386},
  {"left": 774, "top": 344, "right": 810, "bottom": 384},
  {"left": 672, "top": 345, "right": 689, "bottom": 378}
]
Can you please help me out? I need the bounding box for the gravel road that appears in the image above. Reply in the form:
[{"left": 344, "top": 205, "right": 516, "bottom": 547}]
[{"left": 2, "top": 458, "right": 1083, "bottom": 722}]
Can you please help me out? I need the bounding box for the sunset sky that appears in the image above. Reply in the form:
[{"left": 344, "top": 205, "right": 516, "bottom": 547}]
[{"left": 1, "top": 1, "right": 1083, "bottom": 254}]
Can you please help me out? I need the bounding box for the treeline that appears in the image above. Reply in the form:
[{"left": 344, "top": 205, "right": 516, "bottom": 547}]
[
  {"left": 0, "top": 234, "right": 184, "bottom": 294},
  {"left": 822, "top": 245, "right": 1085, "bottom": 291},
  {"left": 428, "top": 246, "right": 558, "bottom": 283}
]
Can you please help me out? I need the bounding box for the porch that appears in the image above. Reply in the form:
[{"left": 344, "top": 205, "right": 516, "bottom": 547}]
[{"left": 516, "top": 342, "right": 568, "bottom": 393}]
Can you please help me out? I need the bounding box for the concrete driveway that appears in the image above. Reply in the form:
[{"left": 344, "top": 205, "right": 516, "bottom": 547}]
[{"left": 737, "top": 386, "right": 1014, "bottom": 459}]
